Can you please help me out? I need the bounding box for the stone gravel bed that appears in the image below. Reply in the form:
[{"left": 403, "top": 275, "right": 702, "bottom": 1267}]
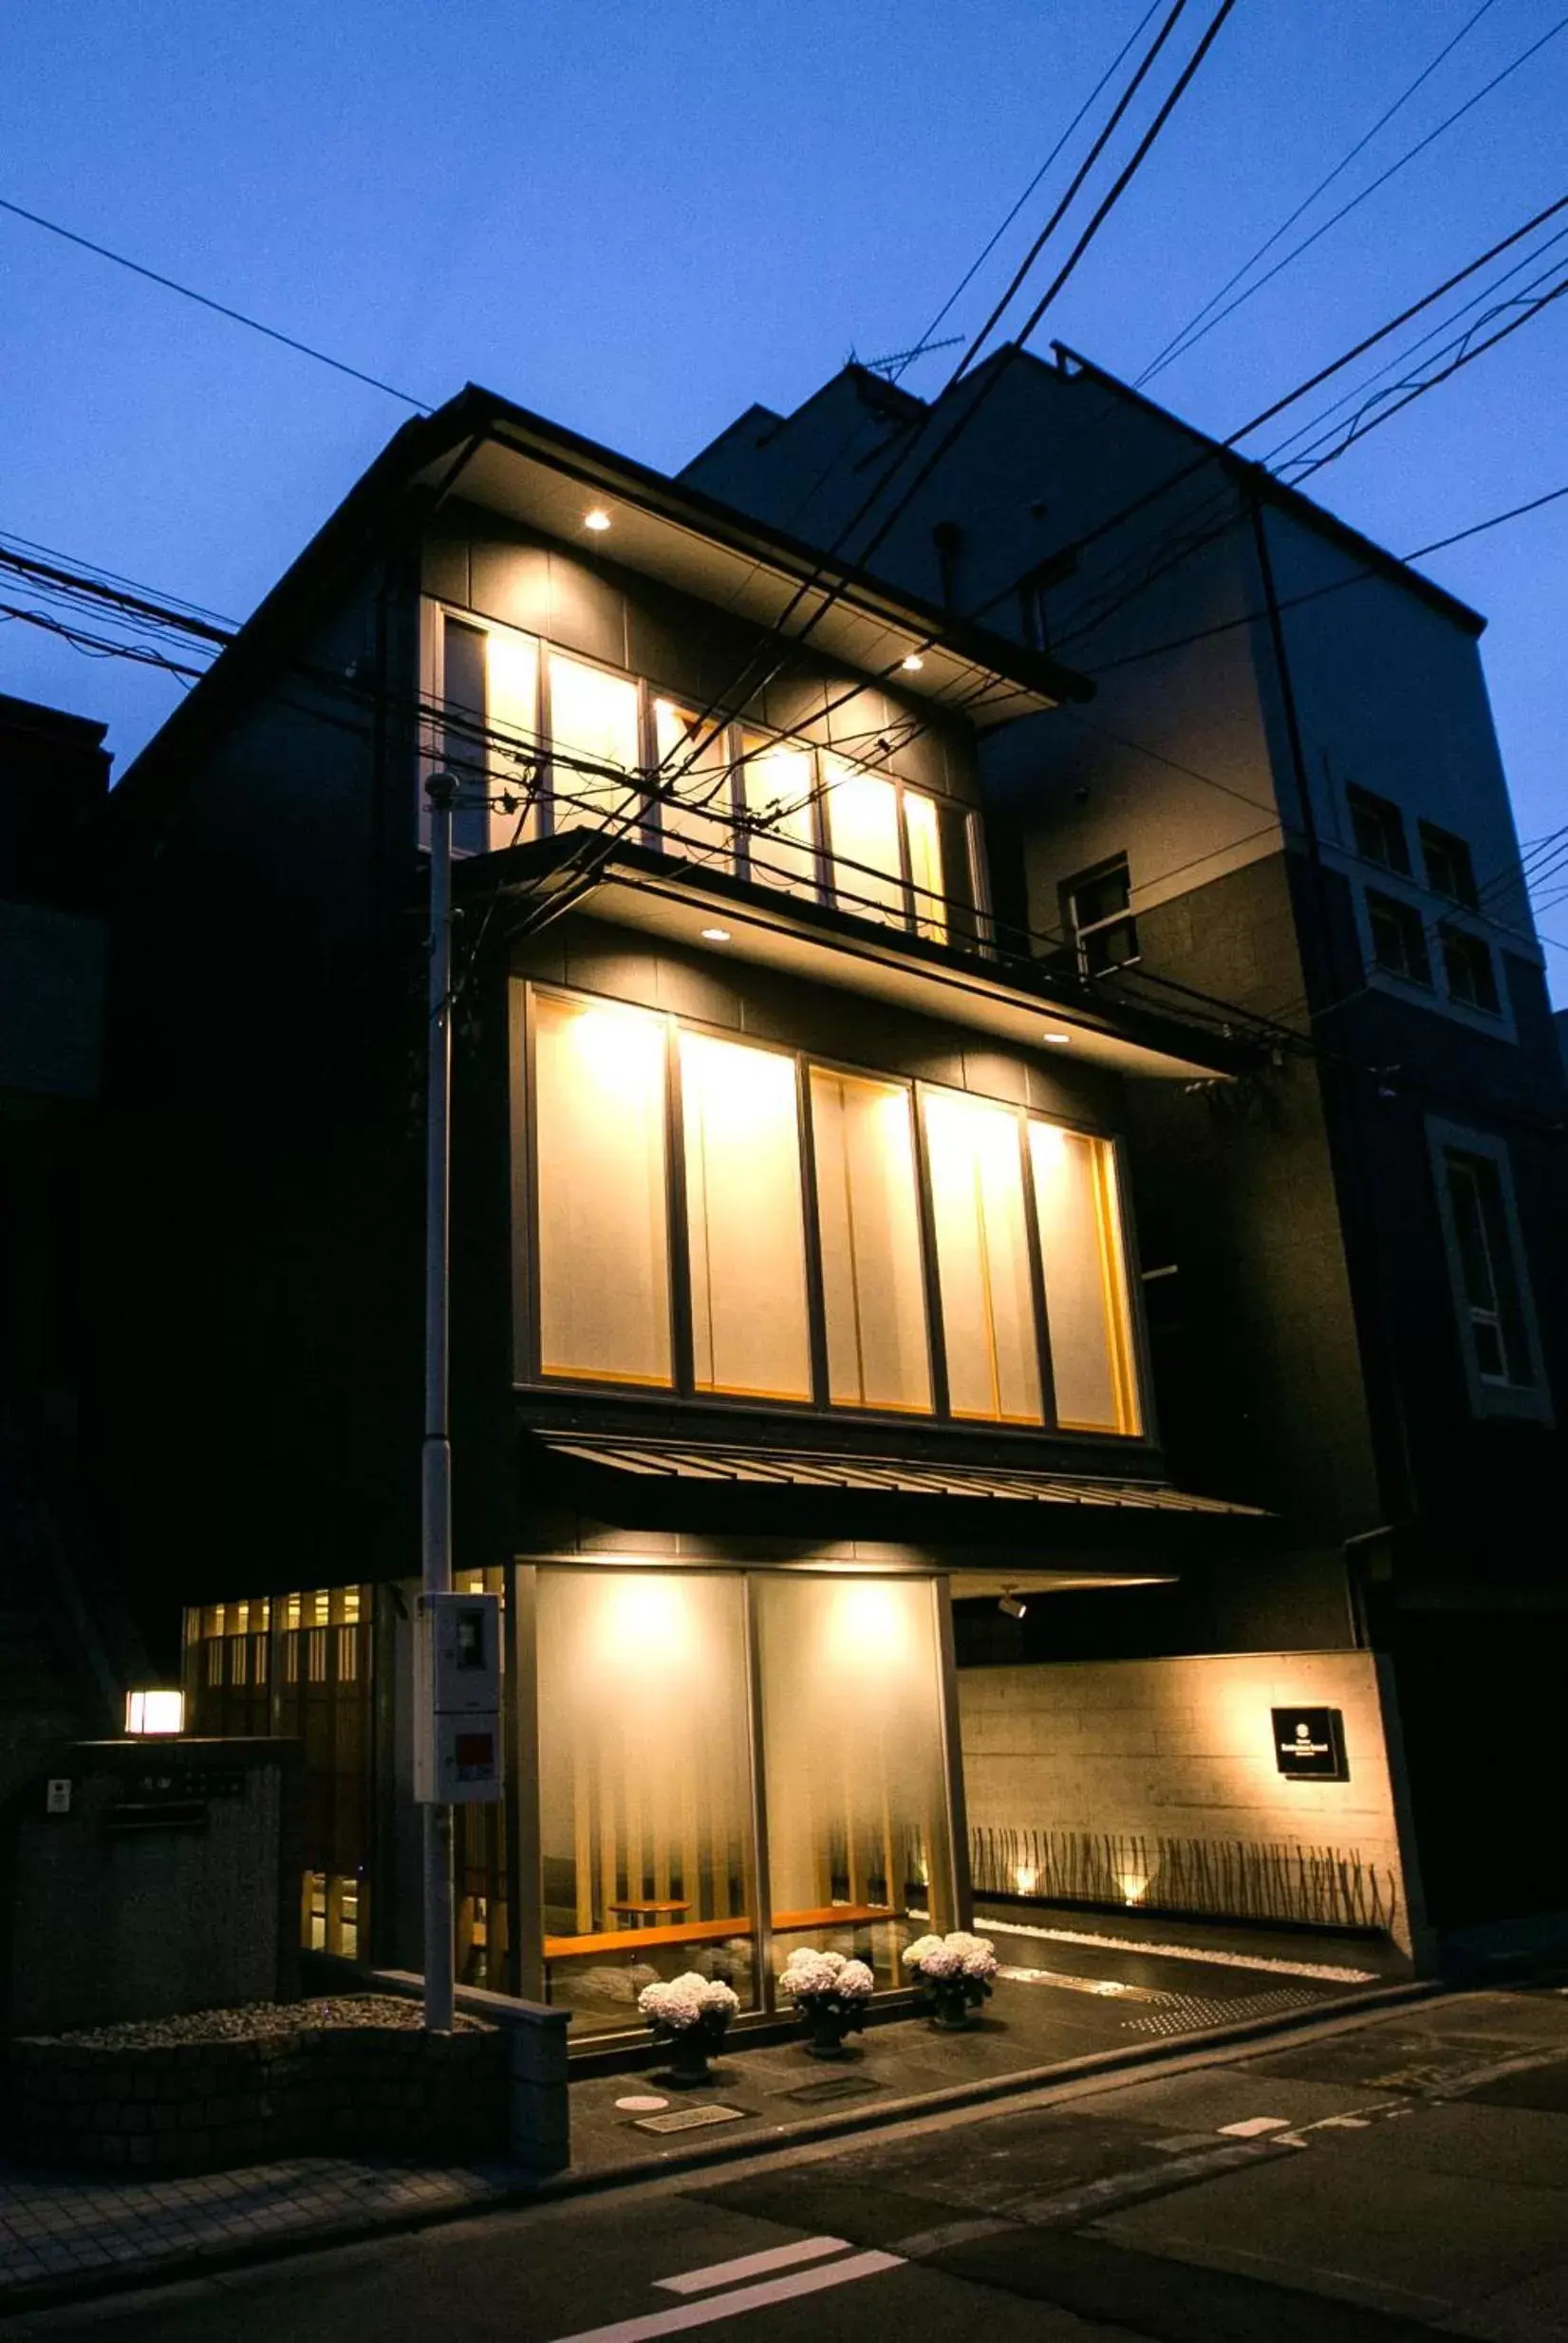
[{"left": 52, "top": 1995, "right": 491, "bottom": 2048}]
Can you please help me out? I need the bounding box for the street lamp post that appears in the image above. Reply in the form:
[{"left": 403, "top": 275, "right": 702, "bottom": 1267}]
[{"left": 421, "top": 771, "right": 456, "bottom": 2031}]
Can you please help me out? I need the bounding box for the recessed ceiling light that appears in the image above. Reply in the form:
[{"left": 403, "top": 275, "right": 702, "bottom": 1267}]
[
  {"left": 900, "top": 653, "right": 924, "bottom": 672},
  {"left": 700, "top": 927, "right": 731, "bottom": 943},
  {"left": 584, "top": 508, "right": 611, "bottom": 533},
  {"left": 1042, "top": 1030, "right": 1072, "bottom": 1045}
]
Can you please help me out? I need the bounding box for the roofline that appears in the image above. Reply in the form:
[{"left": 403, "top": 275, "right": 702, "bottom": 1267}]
[
  {"left": 114, "top": 382, "right": 1091, "bottom": 824},
  {"left": 1043, "top": 344, "right": 1486, "bottom": 638}
]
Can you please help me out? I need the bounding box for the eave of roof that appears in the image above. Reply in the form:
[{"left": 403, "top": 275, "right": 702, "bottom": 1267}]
[
  {"left": 111, "top": 382, "right": 1092, "bottom": 834},
  {"left": 1044, "top": 344, "right": 1486, "bottom": 638}
]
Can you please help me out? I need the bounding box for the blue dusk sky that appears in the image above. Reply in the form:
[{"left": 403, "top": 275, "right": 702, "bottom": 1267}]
[{"left": 3, "top": 1, "right": 1564, "bottom": 991}]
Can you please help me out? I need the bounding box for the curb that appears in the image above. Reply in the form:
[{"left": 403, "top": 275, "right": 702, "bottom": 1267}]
[{"left": 0, "top": 1973, "right": 1449, "bottom": 2322}]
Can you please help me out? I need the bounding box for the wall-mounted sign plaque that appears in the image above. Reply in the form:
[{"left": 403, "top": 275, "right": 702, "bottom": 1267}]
[{"left": 1272, "top": 1706, "right": 1348, "bottom": 1780}]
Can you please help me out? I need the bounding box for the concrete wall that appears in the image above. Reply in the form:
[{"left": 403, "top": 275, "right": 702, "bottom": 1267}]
[{"left": 959, "top": 1650, "right": 1413, "bottom": 1954}]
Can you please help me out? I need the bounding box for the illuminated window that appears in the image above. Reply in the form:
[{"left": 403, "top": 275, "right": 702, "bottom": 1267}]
[
  {"left": 738, "top": 730, "right": 819, "bottom": 897},
  {"left": 428, "top": 611, "right": 539, "bottom": 855},
  {"left": 922, "top": 1090, "right": 1043, "bottom": 1424},
  {"left": 825, "top": 761, "right": 905, "bottom": 925},
  {"left": 1030, "top": 1124, "right": 1141, "bottom": 1434},
  {"left": 811, "top": 1069, "right": 932, "bottom": 1412},
  {"left": 681, "top": 1032, "right": 812, "bottom": 1400},
  {"left": 534, "top": 992, "right": 673, "bottom": 1387},
  {"left": 549, "top": 651, "right": 641, "bottom": 825},
  {"left": 653, "top": 699, "right": 736, "bottom": 867},
  {"left": 903, "top": 792, "right": 946, "bottom": 941}
]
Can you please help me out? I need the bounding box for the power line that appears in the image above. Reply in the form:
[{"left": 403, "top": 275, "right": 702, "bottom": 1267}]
[
  {"left": 1139, "top": 4, "right": 1568, "bottom": 383},
  {"left": 0, "top": 193, "right": 429, "bottom": 411}
]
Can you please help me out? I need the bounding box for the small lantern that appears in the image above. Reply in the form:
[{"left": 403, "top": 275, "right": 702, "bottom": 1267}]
[{"left": 124, "top": 1688, "right": 185, "bottom": 1736}]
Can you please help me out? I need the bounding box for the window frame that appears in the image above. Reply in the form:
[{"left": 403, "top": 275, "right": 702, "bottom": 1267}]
[
  {"left": 1365, "top": 887, "right": 1433, "bottom": 988},
  {"left": 1419, "top": 819, "right": 1479, "bottom": 910},
  {"left": 420, "top": 596, "right": 975, "bottom": 939},
  {"left": 1438, "top": 922, "right": 1500, "bottom": 1015},
  {"left": 1346, "top": 783, "right": 1410, "bottom": 876},
  {"left": 515, "top": 980, "right": 1151, "bottom": 1442},
  {"left": 1062, "top": 854, "right": 1140, "bottom": 978},
  {"left": 1426, "top": 1116, "right": 1553, "bottom": 1426}
]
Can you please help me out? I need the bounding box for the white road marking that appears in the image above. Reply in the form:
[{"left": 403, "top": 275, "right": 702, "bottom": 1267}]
[
  {"left": 545, "top": 2250, "right": 905, "bottom": 2343},
  {"left": 1218, "top": 2116, "right": 1291, "bottom": 2136},
  {"left": 657, "top": 2237, "right": 853, "bottom": 2295}
]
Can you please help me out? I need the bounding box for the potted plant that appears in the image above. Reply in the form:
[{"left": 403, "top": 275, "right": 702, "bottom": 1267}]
[
  {"left": 777, "top": 1948, "right": 875, "bottom": 2058},
  {"left": 901, "top": 1931, "right": 999, "bottom": 2031},
  {"left": 637, "top": 1973, "right": 740, "bottom": 2086}
]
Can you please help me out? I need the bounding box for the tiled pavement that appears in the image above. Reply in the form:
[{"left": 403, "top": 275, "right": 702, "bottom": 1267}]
[{"left": 0, "top": 1921, "right": 1398, "bottom": 2311}]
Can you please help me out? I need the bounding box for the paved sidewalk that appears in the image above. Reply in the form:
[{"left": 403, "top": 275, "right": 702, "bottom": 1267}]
[{"left": 0, "top": 1922, "right": 1412, "bottom": 2314}]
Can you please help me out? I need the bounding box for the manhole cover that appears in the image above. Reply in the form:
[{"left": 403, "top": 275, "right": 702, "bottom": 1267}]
[
  {"left": 616, "top": 2094, "right": 670, "bottom": 2112},
  {"left": 634, "top": 2103, "right": 752, "bottom": 2134},
  {"left": 782, "top": 2073, "right": 883, "bottom": 2106}
]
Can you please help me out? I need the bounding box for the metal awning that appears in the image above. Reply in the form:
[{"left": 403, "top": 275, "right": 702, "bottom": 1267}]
[{"left": 535, "top": 1434, "right": 1263, "bottom": 1520}]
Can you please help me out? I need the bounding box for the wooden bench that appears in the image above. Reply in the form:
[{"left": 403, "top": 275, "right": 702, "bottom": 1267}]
[{"left": 543, "top": 1904, "right": 896, "bottom": 1961}]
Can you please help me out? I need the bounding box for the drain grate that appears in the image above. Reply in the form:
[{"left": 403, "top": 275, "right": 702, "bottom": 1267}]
[
  {"left": 1121, "top": 1986, "right": 1327, "bottom": 2035},
  {"left": 780, "top": 2073, "right": 884, "bottom": 2106},
  {"left": 633, "top": 2102, "right": 753, "bottom": 2134}
]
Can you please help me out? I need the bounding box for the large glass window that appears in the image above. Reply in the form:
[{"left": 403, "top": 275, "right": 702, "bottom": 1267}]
[
  {"left": 681, "top": 1032, "right": 812, "bottom": 1400},
  {"left": 548, "top": 650, "right": 641, "bottom": 823},
  {"left": 1030, "top": 1124, "right": 1141, "bottom": 1434},
  {"left": 739, "top": 730, "right": 819, "bottom": 898},
  {"left": 756, "top": 1574, "right": 955, "bottom": 1986},
  {"left": 825, "top": 760, "right": 905, "bottom": 924},
  {"left": 533, "top": 993, "right": 672, "bottom": 1386},
  {"left": 903, "top": 791, "right": 946, "bottom": 942},
  {"left": 537, "top": 1569, "right": 757, "bottom": 2037},
  {"left": 654, "top": 697, "right": 735, "bottom": 868},
  {"left": 528, "top": 986, "right": 1146, "bottom": 1437},
  {"left": 811, "top": 1069, "right": 932, "bottom": 1412},
  {"left": 922, "top": 1090, "right": 1044, "bottom": 1424},
  {"left": 430, "top": 611, "right": 539, "bottom": 855}
]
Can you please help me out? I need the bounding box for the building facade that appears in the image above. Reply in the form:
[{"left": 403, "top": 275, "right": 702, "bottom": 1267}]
[
  {"left": 684, "top": 345, "right": 1568, "bottom": 1955},
  {"left": 100, "top": 386, "right": 1431, "bottom": 2042}
]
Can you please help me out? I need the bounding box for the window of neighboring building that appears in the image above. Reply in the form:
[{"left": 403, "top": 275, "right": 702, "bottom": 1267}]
[
  {"left": 680, "top": 1031, "right": 812, "bottom": 1401},
  {"left": 1367, "top": 890, "right": 1431, "bottom": 984},
  {"left": 1063, "top": 856, "right": 1138, "bottom": 976},
  {"left": 532, "top": 992, "right": 673, "bottom": 1387},
  {"left": 1440, "top": 924, "right": 1500, "bottom": 1014},
  {"left": 921, "top": 1090, "right": 1044, "bottom": 1425},
  {"left": 1428, "top": 1121, "right": 1552, "bottom": 1424},
  {"left": 1419, "top": 820, "right": 1479, "bottom": 909},
  {"left": 1347, "top": 784, "right": 1409, "bottom": 874},
  {"left": 810, "top": 1068, "right": 933, "bottom": 1413},
  {"left": 526, "top": 985, "right": 1146, "bottom": 1436}
]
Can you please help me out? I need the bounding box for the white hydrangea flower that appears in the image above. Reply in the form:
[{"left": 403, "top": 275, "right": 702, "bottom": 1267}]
[
  {"left": 917, "top": 1943, "right": 962, "bottom": 1978},
  {"left": 901, "top": 1935, "right": 945, "bottom": 1971},
  {"left": 638, "top": 1971, "right": 737, "bottom": 2030},
  {"left": 837, "top": 1959, "right": 875, "bottom": 1998}
]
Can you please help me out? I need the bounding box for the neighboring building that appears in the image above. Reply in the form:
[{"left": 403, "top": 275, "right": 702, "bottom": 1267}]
[
  {"left": 684, "top": 344, "right": 1568, "bottom": 1956},
  {"left": 96, "top": 384, "right": 1423, "bottom": 2040},
  {"left": 0, "top": 692, "right": 139, "bottom": 1799}
]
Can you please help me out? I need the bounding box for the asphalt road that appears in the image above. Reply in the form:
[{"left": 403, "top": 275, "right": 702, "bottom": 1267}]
[{"left": 9, "top": 1981, "right": 1568, "bottom": 2343}]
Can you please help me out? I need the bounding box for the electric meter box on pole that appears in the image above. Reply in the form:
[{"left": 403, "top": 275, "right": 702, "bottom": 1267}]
[{"left": 415, "top": 1590, "right": 502, "bottom": 1804}]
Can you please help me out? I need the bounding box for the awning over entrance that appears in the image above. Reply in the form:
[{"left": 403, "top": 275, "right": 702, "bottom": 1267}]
[{"left": 530, "top": 1431, "right": 1265, "bottom": 1559}]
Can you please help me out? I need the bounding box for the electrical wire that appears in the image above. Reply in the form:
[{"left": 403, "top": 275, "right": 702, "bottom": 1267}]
[
  {"left": 1139, "top": 4, "right": 1568, "bottom": 383},
  {"left": 0, "top": 193, "right": 429, "bottom": 410}
]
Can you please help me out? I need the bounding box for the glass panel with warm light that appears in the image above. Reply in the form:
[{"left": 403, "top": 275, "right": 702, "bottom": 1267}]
[
  {"left": 548, "top": 651, "right": 641, "bottom": 827},
  {"left": 536, "top": 1568, "right": 757, "bottom": 2036},
  {"left": 903, "top": 790, "right": 946, "bottom": 941},
  {"left": 810, "top": 1068, "right": 932, "bottom": 1413},
  {"left": 653, "top": 699, "right": 735, "bottom": 868},
  {"left": 922, "top": 1089, "right": 1044, "bottom": 1423},
  {"left": 755, "top": 1574, "right": 955, "bottom": 1988},
  {"left": 1030, "top": 1124, "right": 1143, "bottom": 1434},
  {"left": 738, "top": 731, "right": 819, "bottom": 897},
  {"left": 534, "top": 993, "right": 673, "bottom": 1386},
  {"left": 824, "top": 759, "right": 905, "bottom": 926},
  {"left": 681, "top": 1032, "right": 812, "bottom": 1400}
]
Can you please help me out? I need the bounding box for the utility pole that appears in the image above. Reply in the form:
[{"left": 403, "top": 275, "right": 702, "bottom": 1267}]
[{"left": 420, "top": 771, "right": 456, "bottom": 2031}]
